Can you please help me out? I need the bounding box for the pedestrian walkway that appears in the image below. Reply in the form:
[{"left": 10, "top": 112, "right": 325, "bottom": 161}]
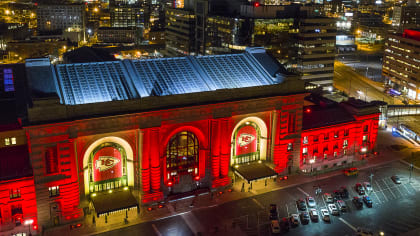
[{"left": 43, "top": 129, "right": 417, "bottom": 236}]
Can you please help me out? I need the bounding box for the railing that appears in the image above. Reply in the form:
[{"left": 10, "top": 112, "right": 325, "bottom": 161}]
[{"left": 387, "top": 105, "right": 420, "bottom": 117}]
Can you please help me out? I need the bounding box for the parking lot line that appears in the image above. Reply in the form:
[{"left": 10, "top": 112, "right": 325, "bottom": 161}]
[
  {"left": 382, "top": 179, "right": 397, "bottom": 199},
  {"left": 338, "top": 217, "right": 357, "bottom": 231},
  {"left": 375, "top": 180, "right": 388, "bottom": 202},
  {"left": 286, "top": 204, "right": 289, "bottom": 216},
  {"left": 402, "top": 183, "right": 412, "bottom": 195},
  {"left": 252, "top": 198, "right": 264, "bottom": 210},
  {"left": 395, "top": 183, "right": 405, "bottom": 197},
  {"left": 297, "top": 187, "right": 310, "bottom": 197},
  {"left": 371, "top": 190, "right": 382, "bottom": 204}
]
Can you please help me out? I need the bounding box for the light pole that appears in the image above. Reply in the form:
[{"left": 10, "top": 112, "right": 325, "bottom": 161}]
[
  {"left": 309, "top": 159, "right": 315, "bottom": 174},
  {"left": 369, "top": 171, "right": 374, "bottom": 192},
  {"left": 24, "top": 219, "right": 34, "bottom": 236}
]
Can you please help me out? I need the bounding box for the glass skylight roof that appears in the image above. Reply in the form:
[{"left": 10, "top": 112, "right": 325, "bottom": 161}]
[{"left": 49, "top": 48, "right": 283, "bottom": 105}]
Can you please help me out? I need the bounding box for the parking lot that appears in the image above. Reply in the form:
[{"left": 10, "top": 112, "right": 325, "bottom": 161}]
[{"left": 229, "top": 161, "right": 420, "bottom": 236}]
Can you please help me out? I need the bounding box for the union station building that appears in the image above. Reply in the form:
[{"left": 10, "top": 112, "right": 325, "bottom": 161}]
[{"left": 0, "top": 48, "right": 380, "bottom": 234}]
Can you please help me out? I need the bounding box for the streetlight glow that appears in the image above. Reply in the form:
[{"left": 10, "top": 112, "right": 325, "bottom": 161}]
[{"left": 24, "top": 219, "right": 34, "bottom": 225}]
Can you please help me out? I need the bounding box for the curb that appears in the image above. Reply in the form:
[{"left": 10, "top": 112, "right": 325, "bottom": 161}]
[{"left": 399, "top": 159, "right": 420, "bottom": 171}]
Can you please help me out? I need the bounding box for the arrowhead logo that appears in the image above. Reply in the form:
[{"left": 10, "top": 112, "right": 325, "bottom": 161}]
[
  {"left": 95, "top": 156, "right": 120, "bottom": 172},
  {"left": 238, "top": 133, "right": 256, "bottom": 147}
]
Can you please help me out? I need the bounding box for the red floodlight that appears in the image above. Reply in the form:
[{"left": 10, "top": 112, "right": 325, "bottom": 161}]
[
  {"left": 194, "top": 176, "right": 200, "bottom": 181},
  {"left": 168, "top": 181, "right": 173, "bottom": 187},
  {"left": 158, "top": 204, "right": 164, "bottom": 208},
  {"left": 33, "top": 225, "right": 38, "bottom": 230},
  {"left": 283, "top": 176, "right": 288, "bottom": 180},
  {"left": 147, "top": 207, "right": 153, "bottom": 211},
  {"left": 254, "top": 2, "right": 260, "bottom": 7},
  {"left": 306, "top": 108, "right": 311, "bottom": 113}
]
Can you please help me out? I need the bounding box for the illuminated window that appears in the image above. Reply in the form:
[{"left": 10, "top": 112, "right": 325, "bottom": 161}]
[
  {"left": 343, "top": 140, "right": 348, "bottom": 147},
  {"left": 166, "top": 131, "right": 199, "bottom": 177},
  {"left": 3, "top": 68, "right": 15, "bottom": 92},
  {"left": 287, "top": 143, "right": 293, "bottom": 151},
  {"left": 4, "top": 138, "right": 10, "bottom": 146},
  {"left": 11, "top": 137, "right": 16, "bottom": 145},
  {"left": 10, "top": 189, "right": 21, "bottom": 199},
  {"left": 302, "top": 147, "right": 308, "bottom": 155},
  {"left": 334, "top": 132, "right": 339, "bottom": 138},
  {"left": 363, "top": 135, "right": 368, "bottom": 142},
  {"left": 303, "top": 136, "right": 308, "bottom": 144},
  {"left": 49, "top": 186, "right": 60, "bottom": 197}
]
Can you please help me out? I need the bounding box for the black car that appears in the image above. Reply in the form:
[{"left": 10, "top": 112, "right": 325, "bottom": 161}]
[
  {"left": 299, "top": 212, "right": 310, "bottom": 224},
  {"left": 352, "top": 197, "right": 363, "bottom": 209},
  {"left": 333, "top": 190, "right": 341, "bottom": 201},
  {"left": 296, "top": 199, "right": 307, "bottom": 211},
  {"left": 339, "top": 186, "right": 349, "bottom": 199},
  {"left": 363, "top": 196, "right": 373, "bottom": 208},
  {"left": 269, "top": 204, "right": 278, "bottom": 220}
]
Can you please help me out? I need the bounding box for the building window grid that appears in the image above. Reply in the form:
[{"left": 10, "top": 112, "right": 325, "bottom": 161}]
[
  {"left": 10, "top": 189, "right": 21, "bottom": 199},
  {"left": 49, "top": 186, "right": 60, "bottom": 197}
]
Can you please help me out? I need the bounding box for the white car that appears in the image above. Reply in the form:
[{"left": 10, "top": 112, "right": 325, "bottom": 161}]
[
  {"left": 309, "top": 208, "right": 319, "bottom": 222},
  {"left": 306, "top": 196, "right": 316, "bottom": 207},
  {"left": 320, "top": 208, "right": 330, "bottom": 222},
  {"left": 363, "top": 182, "right": 373, "bottom": 192},
  {"left": 323, "top": 193, "right": 334, "bottom": 203},
  {"left": 328, "top": 203, "right": 340, "bottom": 216}
]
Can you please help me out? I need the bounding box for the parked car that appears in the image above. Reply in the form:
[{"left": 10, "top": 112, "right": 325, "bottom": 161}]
[
  {"left": 271, "top": 220, "right": 281, "bottom": 234},
  {"left": 280, "top": 217, "right": 290, "bottom": 232},
  {"left": 391, "top": 175, "right": 401, "bottom": 184},
  {"left": 344, "top": 167, "right": 359, "bottom": 176},
  {"left": 352, "top": 197, "right": 363, "bottom": 209},
  {"left": 290, "top": 214, "right": 300, "bottom": 227},
  {"left": 296, "top": 199, "right": 307, "bottom": 211},
  {"left": 323, "top": 193, "right": 334, "bottom": 203},
  {"left": 320, "top": 208, "right": 330, "bottom": 222},
  {"left": 309, "top": 208, "right": 319, "bottom": 222},
  {"left": 306, "top": 196, "right": 316, "bottom": 207},
  {"left": 328, "top": 203, "right": 340, "bottom": 216},
  {"left": 363, "top": 182, "right": 373, "bottom": 192},
  {"left": 269, "top": 204, "right": 278, "bottom": 220},
  {"left": 363, "top": 196, "right": 373, "bottom": 208},
  {"left": 299, "top": 211, "right": 310, "bottom": 224},
  {"left": 333, "top": 190, "right": 341, "bottom": 201},
  {"left": 355, "top": 183, "right": 365, "bottom": 195},
  {"left": 336, "top": 200, "right": 348, "bottom": 212},
  {"left": 339, "top": 186, "right": 349, "bottom": 199}
]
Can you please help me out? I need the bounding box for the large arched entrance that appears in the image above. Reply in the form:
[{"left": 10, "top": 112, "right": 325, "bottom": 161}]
[
  {"left": 82, "top": 136, "right": 134, "bottom": 196},
  {"left": 165, "top": 131, "right": 200, "bottom": 193},
  {"left": 231, "top": 117, "right": 268, "bottom": 166},
  {"left": 87, "top": 142, "right": 128, "bottom": 193}
]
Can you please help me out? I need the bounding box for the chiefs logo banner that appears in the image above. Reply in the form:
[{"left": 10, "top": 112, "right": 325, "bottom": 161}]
[
  {"left": 93, "top": 147, "right": 123, "bottom": 182},
  {"left": 236, "top": 125, "right": 257, "bottom": 156}
]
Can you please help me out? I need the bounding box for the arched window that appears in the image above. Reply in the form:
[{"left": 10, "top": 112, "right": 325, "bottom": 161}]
[
  {"left": 88, "top": 142, "right": 127, "bottom": 193},
  {"left": 166, "top": 132, "right": 199, "bottom": 177}
]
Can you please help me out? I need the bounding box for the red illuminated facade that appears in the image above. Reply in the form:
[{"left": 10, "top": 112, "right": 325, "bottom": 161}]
[{"left": 300, "top": 97, "right": 380, "bottom": 172}]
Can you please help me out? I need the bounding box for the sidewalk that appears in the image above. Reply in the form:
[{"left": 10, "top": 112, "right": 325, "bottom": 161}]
[{"left": 43, "top": 130, "right": 416, "bottom": 236}]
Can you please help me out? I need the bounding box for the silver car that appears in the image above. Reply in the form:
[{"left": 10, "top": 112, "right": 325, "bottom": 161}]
[
  {"left": 306, "top": 196, "right": 316, "bottom": 207},
  {"left": 363, "top": 182, "right": 373, "bottom": 192}
]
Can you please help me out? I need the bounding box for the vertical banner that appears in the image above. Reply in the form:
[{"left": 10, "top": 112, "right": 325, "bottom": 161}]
[
  {"left": 236, "top": 125, "right": 258, "bottom": 156},
  {"left": 93, "top": 147, "right": 123, "bottom": 182}
]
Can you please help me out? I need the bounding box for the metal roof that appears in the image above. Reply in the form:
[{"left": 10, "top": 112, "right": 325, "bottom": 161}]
[{"left": 27, "top": 47, "right": 286, "bottom": 105}]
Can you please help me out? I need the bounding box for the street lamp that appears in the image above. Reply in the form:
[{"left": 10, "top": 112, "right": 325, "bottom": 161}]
[
  {"left": 24, "top": 219, "right": 34, "bottom": 235},
  {"left": 309, "top": 159, "right": 315, "bottom": 173}
]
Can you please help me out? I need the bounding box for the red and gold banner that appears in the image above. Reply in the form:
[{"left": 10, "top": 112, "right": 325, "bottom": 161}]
[
  {"left": 236, "top": 125, "right": 257, "bottom": 156},
  {"left": 93, "top": 147, "right": 123, "bottom": 182}
]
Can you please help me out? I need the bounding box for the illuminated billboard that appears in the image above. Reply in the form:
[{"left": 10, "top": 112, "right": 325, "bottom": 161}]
[
  {"left": 235, "top": 125, "right": 258, "bottom": 156},
  {"left": 92, "top": 146, "right": 123, "bottom": 182}
]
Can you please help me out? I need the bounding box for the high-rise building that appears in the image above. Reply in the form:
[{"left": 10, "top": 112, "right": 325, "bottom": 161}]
[
  {"left": 295, "top": 17, "right": 336, "bottom": 89},
  {"left": 165, "top": 7, "right": 196, "bottom": 56},
  {"left": 392, "top": 2, "right": 420, "bottom": 32},
  {"left": 109, "top": 0, "right": 148, "bottom": 28},
  {"left": 36, "top": 4, "right": 85, "bottom": 32},
  {"left": 382, "top": 29, "right": 420, "bottom": 101}
]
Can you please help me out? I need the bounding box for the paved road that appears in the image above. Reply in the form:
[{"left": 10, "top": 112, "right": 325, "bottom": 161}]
[
  {"left": 333, "top": 61, "right": 402, "bottom": 104},
  {"left": 96, "top": 160, "right": 420, "bottom": 236}
]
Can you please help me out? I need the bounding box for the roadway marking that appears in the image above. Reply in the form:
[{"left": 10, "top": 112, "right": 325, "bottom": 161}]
[
  {"left": 152, "top": 224, "right": 162, "bottom": 236},
  {"left": 252, "top": 198, "right": 264, "bottom": 210},
  {"left": 372, "top": 190, "right": 382, "bottom": 204},
  {"left": 375, "top": 180, "right": 388, "bottom": 202},
  {"left": 338, "top": 217, "right": 357, "bottom": 231},
  {"left": 297, "top": 187, "right": 310, "bottom": 196},
  {"left": 181, "top": 211, "right": 204, "bottom": 235},
  {"left": 285, "top": 204, "right": 289, "bottom": 216},
  {"left": 395, "top": 183, "right": 405, "bottom": 197},
  {"left": 382, "top": 179, "right": 397, "bottom": 199}
]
